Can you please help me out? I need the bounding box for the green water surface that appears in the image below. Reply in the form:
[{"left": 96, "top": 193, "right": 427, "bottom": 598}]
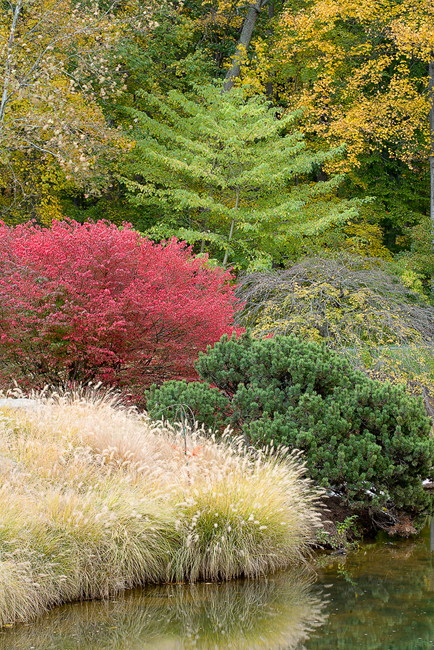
[{"left": 2, "top": 528, "right": 434, "bottom": 650}]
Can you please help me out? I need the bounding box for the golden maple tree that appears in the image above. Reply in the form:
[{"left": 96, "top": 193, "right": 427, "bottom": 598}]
[
  {"left": 235, "top": 0, "right": 432, "bottom": 171},
  {"left": 0, "top": 0, "right": 159, "bottom": 222}
]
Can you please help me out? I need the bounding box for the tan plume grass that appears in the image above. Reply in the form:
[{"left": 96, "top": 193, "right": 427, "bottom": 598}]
[
  {"left": 169, "top": 446, "right": 322, "bottom": 582},
  {"left": 0, "top": 389, "right": 323, "bottom": 626}
]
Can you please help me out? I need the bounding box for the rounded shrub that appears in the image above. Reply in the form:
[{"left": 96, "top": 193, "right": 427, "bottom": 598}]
[
  {"left": 150, "top": 333, "right": 434, "bottom": 516},
  {"left": 0, "top": 220, "right": 239, "bottom": 403},
  {"left": 146, "top": 380, "right": 232, "bottom": 432},
  {"left": 235, "top": 258, "right": 434, "bottom": 413}
]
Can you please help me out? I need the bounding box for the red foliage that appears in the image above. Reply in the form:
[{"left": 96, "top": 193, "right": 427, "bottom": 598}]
[{"left": 0, "top": 220, "right": 240, "bottom": 400}]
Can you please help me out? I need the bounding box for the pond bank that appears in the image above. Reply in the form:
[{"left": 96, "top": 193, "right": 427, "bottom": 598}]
[
  {"left": 316, "top": 494, "right": 428, "bottom": 552},
  {"left": 1, "top": 527, "right": 433, "bottom": 649}
]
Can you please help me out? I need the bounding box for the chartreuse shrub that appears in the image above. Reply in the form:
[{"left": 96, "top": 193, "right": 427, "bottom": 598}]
[
  {"left": 0, "top": 390, "right": 321, "bottom": 627},
  {"left": 234, "top": 258, "right": 434, "bottom": 406},
  {"left": 149, "top": 333, "right": 434, "bottom": 515}
]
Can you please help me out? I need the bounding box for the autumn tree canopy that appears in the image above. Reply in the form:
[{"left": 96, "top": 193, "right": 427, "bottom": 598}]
[
  {"left": 1, "top": 0, "right": 434, "bottom": 288},
  {"left": 0, "top": 0, "right": 162, "bottom": 221}
]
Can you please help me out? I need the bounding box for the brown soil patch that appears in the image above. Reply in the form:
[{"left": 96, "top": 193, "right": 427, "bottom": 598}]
[
  {"left": 319, "top": 496, "right": 374, "bottom": 536},
  {"left": 317, "top": 496, "right": 418, "bottom": 546}
]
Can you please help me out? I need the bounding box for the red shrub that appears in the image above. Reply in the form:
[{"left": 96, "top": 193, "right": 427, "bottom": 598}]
[{"left": 0, "top": 220, "right": 239, "bottom": 400}]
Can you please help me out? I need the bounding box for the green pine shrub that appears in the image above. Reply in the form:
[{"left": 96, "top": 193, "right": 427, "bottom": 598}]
[
  {"left": 149, "top": 333, "right": 434, "bottom": 516},
  {"left": 146, "top": 380, "right": 232, "bottom": 432}
]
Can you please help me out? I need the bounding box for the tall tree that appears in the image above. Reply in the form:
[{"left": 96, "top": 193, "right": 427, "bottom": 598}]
[
  {"left": 264, "top": 0, "right": 428, "bottom": 167},
  {"left": 0, "top": 0, "right": 159, "bottom": 222},
  {"left": 55, "top": 0, "right": 214, "bottom": 227},
  {"left": 120, "top": 83, "right": 359, "bottom": 269},
  {"left": 386, "top": 0, "right": 434, "bottom": 282}
]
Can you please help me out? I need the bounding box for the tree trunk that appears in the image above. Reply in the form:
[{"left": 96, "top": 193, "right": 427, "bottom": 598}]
[
  {"left": 223, "top": 0, "right": 269, "bottom": 93},
  {"left": 429, "top": 58, "right": 434, "bottom": 295},
  {"left": 222, "top": 187, "right": 240, "bottom": 269},
  {"left": 0, "top": 0, "right": 23, "bottom": 130},
  {"left": 265, "top": 1, "right": 275, "bottom": 100}
]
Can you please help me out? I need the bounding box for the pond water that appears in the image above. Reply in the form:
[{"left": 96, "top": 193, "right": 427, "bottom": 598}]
[{"left": 2, "top": 527, "right": 434, "bottom": 650}]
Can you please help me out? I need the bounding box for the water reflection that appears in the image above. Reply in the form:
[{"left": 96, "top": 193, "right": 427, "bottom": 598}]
[
  {"left": 4, "top": 530, "right": 434, "bottom": 650},
  {"left": 306, "top": 529, "right": 434, "bottom": 650},
  {"left": 0, "top": 570, "right": 327, "bottom": 650}
]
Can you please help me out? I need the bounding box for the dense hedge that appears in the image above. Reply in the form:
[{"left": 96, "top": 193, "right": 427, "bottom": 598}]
[{"left": 147, "top": 333, "right": 434, "bottom": 515}]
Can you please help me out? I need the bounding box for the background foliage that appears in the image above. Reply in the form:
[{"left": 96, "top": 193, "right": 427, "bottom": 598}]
[{"left": 2, "top": 0, "right": 433, "bottom": 287}]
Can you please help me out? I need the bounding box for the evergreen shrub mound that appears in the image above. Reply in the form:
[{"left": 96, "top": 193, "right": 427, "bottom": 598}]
[
  {"left": 147, "top": 379, "right": 233, "bottom": 432},
  {"left": 149, "top": 333, "right": 434, "bottom": 515}
]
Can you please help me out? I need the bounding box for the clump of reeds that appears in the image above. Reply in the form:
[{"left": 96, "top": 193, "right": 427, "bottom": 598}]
[
  {"left": 0, "top": 389, "right": 323, "bottom": 626},
  {"left": 169, "top": 442, "right": 322, "bottom": 582}
]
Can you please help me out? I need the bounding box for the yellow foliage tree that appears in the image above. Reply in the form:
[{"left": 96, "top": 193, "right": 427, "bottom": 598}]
[
  {"left": 255, "top": 0, "right": 431, "bottom": 170},
  {"left": 231, "top": 0, "right": 434, "bottom": 282},
  {"left": 0, "top": 0, "right": 158, "bottom": 222}
]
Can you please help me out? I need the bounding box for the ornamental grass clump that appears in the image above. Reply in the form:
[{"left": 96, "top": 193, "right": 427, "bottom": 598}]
[
  {"left": 0, "top": 390, "right": 321, "bottom": 626},
  {"left": 170, "top": 447, "right": 321, "bottom": 582}
]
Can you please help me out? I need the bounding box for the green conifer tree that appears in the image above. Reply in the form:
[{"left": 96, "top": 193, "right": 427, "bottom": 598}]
[{"left": 120, "top": 84, "right": 359, "bottom": 269}]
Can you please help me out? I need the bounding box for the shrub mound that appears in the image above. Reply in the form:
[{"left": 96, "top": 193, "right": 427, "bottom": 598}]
[
  {"left": 148, "top": 334, "right": 434, "bottom": 517},
  {"left": 0, "top": 220, "right": 239, "bottom": 402},
  {"left": 0, "top": 391, "right": 321, "bottom": 626},
  {"left": 234, "top": 256, "right": 434, "bottom": 349},
  {"left": 234, "top": 256, "right": 434, "bottom": 412}
]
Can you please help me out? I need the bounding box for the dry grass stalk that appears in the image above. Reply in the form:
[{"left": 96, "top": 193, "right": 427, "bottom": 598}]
[{"left": 0, "top": 389, "right": 323, "bottom": 626}]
